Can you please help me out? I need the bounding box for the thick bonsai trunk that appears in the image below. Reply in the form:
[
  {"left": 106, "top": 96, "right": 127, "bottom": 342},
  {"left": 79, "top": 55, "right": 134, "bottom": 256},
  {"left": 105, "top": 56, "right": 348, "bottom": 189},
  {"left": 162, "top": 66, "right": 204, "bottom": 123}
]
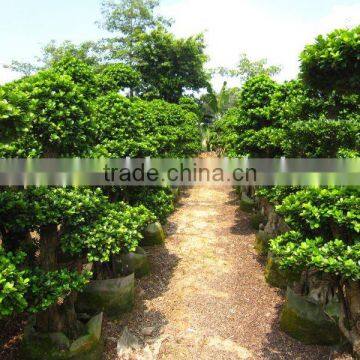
[
  {"left": 339, "top": 281, "right": 360, "bottom": 358},
  {"left": 293, "top": 270, "right": 337, "bottom": 305},
  {"left": 36, "top": 224, "right": 82, "bottom": 338}
]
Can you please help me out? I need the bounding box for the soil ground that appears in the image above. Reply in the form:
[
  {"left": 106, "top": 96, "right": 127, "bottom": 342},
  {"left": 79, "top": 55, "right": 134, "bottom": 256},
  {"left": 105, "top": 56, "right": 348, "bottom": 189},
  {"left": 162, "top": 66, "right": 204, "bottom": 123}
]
[{"left": 104, "top": 186, "right": 351, "bottom": 359}]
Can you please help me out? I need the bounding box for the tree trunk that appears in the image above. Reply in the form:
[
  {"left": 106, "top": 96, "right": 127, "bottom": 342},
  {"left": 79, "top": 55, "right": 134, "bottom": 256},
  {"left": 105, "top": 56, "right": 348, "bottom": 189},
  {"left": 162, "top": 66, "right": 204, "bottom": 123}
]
[
  {"left": 339, "top": 281, "right": 360, "bottom": 358},
  {"left": 39, "top": 224, "right": 58, "bottom": 271},
  {"left": 35, "top": 224, "right": 82, "bottom": 338}
]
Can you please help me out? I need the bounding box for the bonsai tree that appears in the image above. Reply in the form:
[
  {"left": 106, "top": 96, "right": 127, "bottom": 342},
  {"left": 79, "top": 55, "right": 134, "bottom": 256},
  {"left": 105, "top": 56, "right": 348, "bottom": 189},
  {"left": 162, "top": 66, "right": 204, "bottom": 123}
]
[
  {"left": 0, "top": 187, "right": 154, "bottom": 337},
  {"left": 268, "top": 27, "right": 360, "bottom": 355},
  {"left": 300, "top": 26, "right": 360, "bottom": 94},
  {"left": 95, "top": 63, "right": 141, "bottom": 95},
  {"left": 133, "top": 27, "right": 210, "bottom": 103},
  {"left": 0, "top": 58, "right": 156, "bottom": 341}
]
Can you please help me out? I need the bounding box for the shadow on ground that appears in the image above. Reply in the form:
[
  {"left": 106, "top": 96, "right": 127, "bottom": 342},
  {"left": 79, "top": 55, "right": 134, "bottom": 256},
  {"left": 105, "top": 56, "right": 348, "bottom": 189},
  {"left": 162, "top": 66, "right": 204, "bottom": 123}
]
[
  {"left": 259, "top": 304, "right": 333, "bottom": 360},
  {"left": 230, "top": 208, "right": 256, "bottom": 237},
  {"left": 228, "top": 189, "right": 342, "bottom": 360},
  {"left": 103, "top": 231, "right": 180, "bottom": 359}
]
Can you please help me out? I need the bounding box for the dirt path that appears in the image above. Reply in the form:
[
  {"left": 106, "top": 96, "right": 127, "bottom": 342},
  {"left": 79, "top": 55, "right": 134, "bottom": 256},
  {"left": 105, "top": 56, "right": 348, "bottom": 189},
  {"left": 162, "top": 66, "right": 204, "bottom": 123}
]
[{"left": 105, "top": 186, "right": 338, "bottom": 359}]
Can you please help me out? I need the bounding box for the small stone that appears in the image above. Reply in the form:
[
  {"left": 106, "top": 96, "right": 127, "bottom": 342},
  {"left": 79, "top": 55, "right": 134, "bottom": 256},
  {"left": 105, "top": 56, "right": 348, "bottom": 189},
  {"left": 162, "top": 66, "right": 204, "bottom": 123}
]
[
  {"left": 141, "top": 222, "right": 166, "bottom": 246},
  {"left": 142, "top": 327, "right": 155, "bottom": 336},
  {"left": 114, "top": 247, "right": 150, "bottom": 278},
  {"left": 117, "top": 327, "right": 140, "bottom": 357}
]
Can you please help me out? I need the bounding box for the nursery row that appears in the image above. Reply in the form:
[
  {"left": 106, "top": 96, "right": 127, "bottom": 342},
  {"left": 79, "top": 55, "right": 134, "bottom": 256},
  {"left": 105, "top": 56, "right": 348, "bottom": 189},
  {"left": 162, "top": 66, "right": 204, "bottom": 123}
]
[
  {"left": 0, "top": 54, "right": 202, "bottom": 359},
  {"left": 211, "top": 26, "right": 360, "bottom": 357}
]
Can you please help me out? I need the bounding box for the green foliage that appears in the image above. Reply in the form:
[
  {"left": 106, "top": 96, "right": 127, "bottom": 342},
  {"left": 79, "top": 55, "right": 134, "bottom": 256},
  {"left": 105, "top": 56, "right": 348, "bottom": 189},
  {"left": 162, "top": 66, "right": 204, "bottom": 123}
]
[
  {"left": 92, "top": 93, "right": 202, "bottom": 157},
  {"left": 0, "top": 186, "right": 155, "bottom": 317},
  {"left": 209, "top": 75, "right": 285, "bottom": 157},
  {"left": 96, "top": 63, "right": 141, "bottom": 93},
  {"left": 0, "top": 85, "right": 28, "bottom": 144},
  {"left": 218, "top": 53, "right": 281, "bottom": 83},
  {"left": 0, "top": 49, "right": 202, "bottom": 323},
  {"left": 337, "top": 148, "right": 360, "bottom": 158},
  {"left": 210, "top": 79, "right": 359, "bottom": 158},
  {"left": 201, "top": 82, "right": 241, "bottom": 122},
  {"left": 91, "top": 92, "right": 134, "bottom": 156},
  {"left": 209, "top": 108, "right": 254, "bottom": 155},
  {"left": 282, "top": 119, "right": 359, "bottom": 158},
  {"left": 0, "top": 234, "right": 92, "bottom": 319},
  {"left": 178, "top": 96, "right": 203, "bottom": 119},
  {"left": 99, "top": 0, "right": 172, "bottom": 63},
  {"left": 56, "top": 188, "right": 155, "bottom": 260},
  {"left": 0, "top": 246, "right": 91, "bottom": 318},
  {"left": 52, "top": 54, "right": 98, "bottom": 97},
  {"left": 0, "top": 249, "right": 29, "bottom": 318},
  {"left": 42, "top": 40, "right": 100, "bottom": 67},
  {"left": 141, "top": 99, "right": 202, "bottom": 156},
  {"left": 256, "top": 187, "right": 302, "bottom": 205},
  {"left": 27, "top": 268, "right": 92, "bottom": 313},
  {"left": 100, "top": 0, "right": 170, "bottom": 34},
  {"left": 236, "top": 127, "right": 285, "bottom": 157},
  {"left": 275, "top": 187, "right": 360, "bottom": 240},
  {"left": 270, "top": 80, "right": 326, "bottom": 124},
  {"left": 65, "top": 201, "right": 155, "bottom": 262},
  {"left": 268, "top": 186, "right": 360, "bottom": 280},
  {"left": 0, "top": 186, "right": 154, "bottom": 258},
  {"left": 271, "top": 232, "right": 360, "bottom": 280},
  {"left": 275, "top": 80, "right": 360, "bottom": 124},
  {"left": 211, "top": 27, "right": 360, "bottom": 284},
  {"left": 126, "top": 187, "right": 175, "bottom": 223},
  {"left": 1, "top": 68, "right": 94, "bottom": 157},
  {"left": 239, "top": 74, "right": 279, "bottom": 128},
  {"left": 134, "top": 27, "right": 210, "bottom": 102},
  {"left": 98, "top": 0, "right": 209, "bottom": 102},
  {"left": 300, "top": 26, "right": 360, "bottom": 93}
]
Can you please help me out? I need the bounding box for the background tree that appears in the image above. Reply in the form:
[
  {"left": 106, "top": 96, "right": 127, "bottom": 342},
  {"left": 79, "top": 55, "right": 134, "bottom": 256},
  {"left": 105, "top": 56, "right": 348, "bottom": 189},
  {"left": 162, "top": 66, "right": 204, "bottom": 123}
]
[
  {"left": 300, "top": 26, "right": 360, "bottom": 94},
  {"left": 201, "top": 81, "right": 241, "bottom": 122},
  {"left": 98, "top": 0, "right": 172, "bottom": 64},
  {"left": 133, "top": 27, "right": 210, "bottom": 102},
  {"left": 5, "top": 40, "right": 100, "bottom": 76},
  {"left": 6, "top": 1, "right": 209, "bottom": 104},
  {"left": 218, "top": 53, "right": 282, "bottom": 83}
]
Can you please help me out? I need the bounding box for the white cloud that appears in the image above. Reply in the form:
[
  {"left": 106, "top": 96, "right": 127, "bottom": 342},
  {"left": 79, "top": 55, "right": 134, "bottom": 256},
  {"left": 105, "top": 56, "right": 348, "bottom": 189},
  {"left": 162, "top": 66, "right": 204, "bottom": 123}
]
[
  {"left": 1, "top": 1, "right": 359, "bottom": 90},
  {"left": 0, "top": 65, "right": 21, "bottom": 85},
  {"left": 160, "top": 0, "right": 360, "bottom": 90}
]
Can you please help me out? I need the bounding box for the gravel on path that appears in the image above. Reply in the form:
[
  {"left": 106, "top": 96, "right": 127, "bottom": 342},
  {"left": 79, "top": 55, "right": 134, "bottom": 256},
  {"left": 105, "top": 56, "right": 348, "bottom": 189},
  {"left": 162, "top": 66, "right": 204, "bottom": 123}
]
[{"left": 105, "top": 186, "right": 350, "bottom": 359}]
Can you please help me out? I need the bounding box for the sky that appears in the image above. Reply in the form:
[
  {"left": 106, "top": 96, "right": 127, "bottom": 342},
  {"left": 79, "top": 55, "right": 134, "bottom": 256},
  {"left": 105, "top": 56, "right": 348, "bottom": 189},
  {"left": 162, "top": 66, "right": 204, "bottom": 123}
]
[{"left": 1, "top": 0, "right": 359, "bottom": 89}]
